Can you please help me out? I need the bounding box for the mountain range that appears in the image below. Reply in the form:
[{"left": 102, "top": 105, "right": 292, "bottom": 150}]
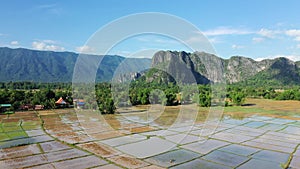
[
  {"left": 0, "top": 47, "right": 151, "bottom": 82},
  {"left": 151, "top": 50, "right": 300, "bottom": 86},
  {"left": 1, "top": 47, "right": 300, "bottom": 86}
]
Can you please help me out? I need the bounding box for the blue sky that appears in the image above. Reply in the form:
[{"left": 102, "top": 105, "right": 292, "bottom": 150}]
[{"left": 1, "top": 0, "right": 300, "bottom": 60}]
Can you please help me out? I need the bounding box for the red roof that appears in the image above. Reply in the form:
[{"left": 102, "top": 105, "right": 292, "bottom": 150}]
[{"left": 55, "top": 97, "right": 67, "bottom": 104}]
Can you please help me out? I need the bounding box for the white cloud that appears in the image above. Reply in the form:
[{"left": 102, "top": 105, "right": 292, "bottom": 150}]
[
  {"left": 208, "top": 37, "right": 222, "bottom": 44},
  {"left": 42, "top": 39, "right": 57, "bottom": 44},
  {"left": 297, "top": 44, "right": 300, "bottom": 48},
  {"left": 75, "top": 45, "right": 95, "bottom": 54},
  {"left": 285, "top": 29, "right": 300, "bottom": 36},
  {"left": 186, "top": 36, "right": 207, "bottom": 43},
  {"left": 232, "top": 44, "right": 244, "bottom": 49},
  {"left": 36, "top": 4, "right": 57, "bottom": 9},
  {"left": 203, "top": 27, "right": 253, "bottom": 36},
  {"left": 252, "top": 37, "right": 265, "bottom": 43},
  {"left": 32, "top": 41, "right": 46, "bottom": 50},
  {"left": 10, "top": 41, "right": 19, "bottom": 45},
  {"left": 285, "top": 29, "right": 300, "bottom": 42},
  {"left": 185, "top": 31, "right": 221, "bottom": 44},
  {"left": 135, "top": 36, "right": 178, "bottom": 45},
  {"left": 255, "top": 54, "right": 300, "bottom": 61},
  {"left": 294, "top": 36, "right": 300, "bottom": 42},
  {"left": 32, "top": 41, "right": 65, "bottom": 51},
  {"left": 257, "top": 28, "right": 280, "bottom": 38},
  {"left": 190, "top": 27, "right": 300, "bottom": 43},
  {"left": 35, "top": 3, "right": 62, "bottom": 15},
  {"left": 45, "top": 44, "right": 64, "bottom": 51}
]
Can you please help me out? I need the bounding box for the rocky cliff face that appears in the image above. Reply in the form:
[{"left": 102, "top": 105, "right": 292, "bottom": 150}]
[
  {"left": 225, "top": 56, "right": 274, "bottom": 83},
  {"left": 150, "top": 50, "right": 300, "bottom": 85},
  {"left": 151, "top": 51, "right": 210, "bottom": 84},
  {"left": 190, "top": 51, "right": 225, "bottom": 83}
]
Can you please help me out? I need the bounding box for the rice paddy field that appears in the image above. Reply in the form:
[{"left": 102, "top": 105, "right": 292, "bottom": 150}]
[{"left": 0, "top": 98, "right": 300, "bottom": 169}]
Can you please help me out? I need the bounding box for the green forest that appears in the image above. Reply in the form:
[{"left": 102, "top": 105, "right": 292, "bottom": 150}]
[{"left": 1, "top": 81, "right": 300, "bottom": 114}]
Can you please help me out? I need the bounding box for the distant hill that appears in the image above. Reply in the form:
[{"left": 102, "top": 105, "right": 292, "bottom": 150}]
[
  {"left": 1, "top": 47, "right": 300, "bottom": 86},
  {"left": 150, "top": 50, "right": 300, "bottom": 86},
  {"left": 239, "top": 57, "right": 300, "bottom": 86},
  {"left": 0, "top": 47, "right": 151, "bottom": 82}
]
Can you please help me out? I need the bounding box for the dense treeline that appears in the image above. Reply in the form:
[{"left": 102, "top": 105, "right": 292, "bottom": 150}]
[
  {"left": 2, "top": 82, "right": 300, "bottom": 114},
  {"left": 95, "top": 81, "right": 247, "bottom": 114},
  {"left": 228, "top": 85, "right": 300, "bottom": 101},
  {"left": 0, "top": 82, "right": 71, "bottom": 90},
  {"left": 0, "top": 88, "right": 72, "bottom": 111}
]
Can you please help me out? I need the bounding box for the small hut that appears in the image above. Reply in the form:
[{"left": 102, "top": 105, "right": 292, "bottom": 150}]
[
  {"left": 0, "top": 104, "right": 13, "bottom": 114},
  {"left": 20, "top": 104, "right": 34, "bottom": 110},
  {"left": 55, "top": 97, "right": 69, "bottom": 108},
  {"left": 34, "top": 105, "right": 44, "bottom": 110},
  {"left": 73, "top": 99, "right": 85, "bottom": 109}
]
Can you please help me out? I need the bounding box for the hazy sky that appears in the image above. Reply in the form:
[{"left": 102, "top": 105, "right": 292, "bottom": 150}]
[{"left": 1, "top": 0, "right": 300, "bottom": 60}]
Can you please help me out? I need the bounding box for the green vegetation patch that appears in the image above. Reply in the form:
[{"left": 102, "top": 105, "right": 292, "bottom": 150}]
[
  {"left": 0, "top": 133, "right": 9, "bottom": 141},
  {"left": 6, "top": 131, "right": 28, "bottom": 139},
  {"left": 1, "top": 121, "right": 21, "bottom": 127},
  {"left": 2, "top": 111, "right": 14, "bottom": 115},
  {"left": 2, "top": 126, "right": 23, "bottom": 132},
  {"left": 22, "top": 121, "right": 40, "bottom": 126},
  {"left": 22, "top": 125, "right": 41, "bottom": 130}
]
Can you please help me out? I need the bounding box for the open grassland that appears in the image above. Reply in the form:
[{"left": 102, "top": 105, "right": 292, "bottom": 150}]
[
  {"left": 123, "top": 98, "right": 300, "bottom": 125},
  {"left": 224, "top": 98, "right": 300, "bottom": 119}
]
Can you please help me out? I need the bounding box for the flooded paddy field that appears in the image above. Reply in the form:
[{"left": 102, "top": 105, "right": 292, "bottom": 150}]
[{"left": 0, "top": 99, "right": 300, "bottom": 168}]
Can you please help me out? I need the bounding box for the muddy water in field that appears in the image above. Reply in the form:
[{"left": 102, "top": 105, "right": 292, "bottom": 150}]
[
  {"left": 116, "top": 104, "right": 201, "bottom": 128},
  {"left": 1, "top": 98, "right": 300, "bottom": 168}
]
